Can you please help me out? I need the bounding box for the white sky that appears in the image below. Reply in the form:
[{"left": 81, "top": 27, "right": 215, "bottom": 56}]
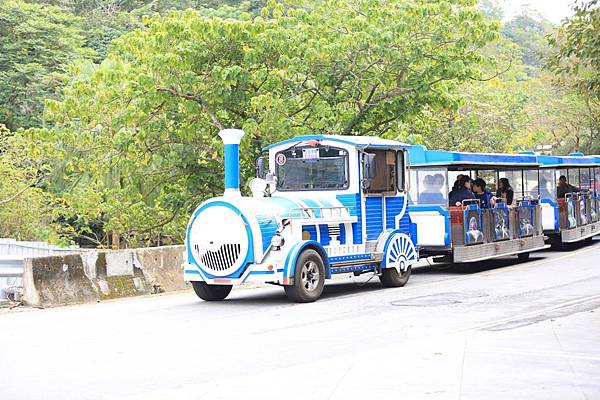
[{"left": 502, "top": 0, "right": 576, "bottom": 23}]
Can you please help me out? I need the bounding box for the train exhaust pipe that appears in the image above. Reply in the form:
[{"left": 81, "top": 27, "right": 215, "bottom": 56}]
[{"left": 218, "top": 129, "right": 245, "bottom": 197}]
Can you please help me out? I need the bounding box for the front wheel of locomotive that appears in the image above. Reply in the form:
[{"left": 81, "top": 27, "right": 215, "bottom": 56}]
[
  {"left": 284, "top": 249, "right": 325, "bottom": 303},
  {"left": 192, "top": 281, "right": 233, "bottom": 301}
]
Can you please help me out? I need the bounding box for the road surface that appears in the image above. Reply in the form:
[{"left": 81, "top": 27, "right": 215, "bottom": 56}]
[{"left": 1, "top": 239, "right": 599, "bottom": 400}]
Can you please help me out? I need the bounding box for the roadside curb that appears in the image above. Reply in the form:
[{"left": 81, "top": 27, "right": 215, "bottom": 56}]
[{"left": 22, "top": 245, "right": 187, "bottom": 308}]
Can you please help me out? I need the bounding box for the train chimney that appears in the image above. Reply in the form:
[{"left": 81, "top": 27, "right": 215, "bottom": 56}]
[{"left": 218, "top": 129, "right": 245, "bottom": 197}]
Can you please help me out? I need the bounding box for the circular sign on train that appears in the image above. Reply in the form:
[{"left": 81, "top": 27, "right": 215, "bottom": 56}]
[{"left": 276, "top": 153, "right": 287, "bottom": 166}]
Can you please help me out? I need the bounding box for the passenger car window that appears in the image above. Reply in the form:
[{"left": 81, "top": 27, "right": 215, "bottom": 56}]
[{"left": 409, "top": 168, "right": 448, "bottom": 206}]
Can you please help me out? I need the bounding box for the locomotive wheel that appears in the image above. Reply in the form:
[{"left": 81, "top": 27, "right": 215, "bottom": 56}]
[
  {"left": 517, "top": 252, "right": 530, "bottom": 261},
  {"left": 379, "top": 265, "right": 412, "bottom": 287},
  {"left": 284, "top": 249, "right": 325, "bottom": 303},
  {"left": 191, "top": 281, "right": 232, "bottom": 301}
]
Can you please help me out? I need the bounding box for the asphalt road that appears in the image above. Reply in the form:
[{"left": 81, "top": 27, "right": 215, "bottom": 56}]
[{"left": 1, "top": 239, "right": 599, "bottom": 400}]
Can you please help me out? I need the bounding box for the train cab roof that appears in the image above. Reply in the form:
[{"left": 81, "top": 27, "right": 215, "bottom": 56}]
[
  {"left": 537, "top": 154, "right": 597, "bottom": 168},
  {"left": 262, "top": 135, "right": 409, "bottom": 151},
  {"left": 408, "top": 145, "right": 539, "bottom": 169}
]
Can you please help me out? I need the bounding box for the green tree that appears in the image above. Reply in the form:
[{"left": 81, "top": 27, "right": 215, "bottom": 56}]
[
  {"left": 0, "top": 0, "right": 92, "bottom": 130},
  {"left": 547, "top": 0, "right": 600, "bottom": 153},
  {"left": 0, "top": 125, "right": 59, "bottom": 241},
  {"left": 32, "top": 1, "right": 266, "bottom": 62},
  {"left": 503, "top": 14, "right": 553, "bottom": 69},
  {"left": 43, "top": 0, "right": 498, "bottom": 245},
  {"left": 477, "top": 0, "right": 504, "bottom": 20},
  {"left": 549, "top": 0, "right": 600, "bottom": 97},
  {"left": 396, "top": 36, "right": 535, "bottom": 153}
]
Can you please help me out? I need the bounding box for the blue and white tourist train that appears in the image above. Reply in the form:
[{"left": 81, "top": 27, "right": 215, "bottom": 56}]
[{"left": 183, "top": 130, "right": 600, "bottom": 302}]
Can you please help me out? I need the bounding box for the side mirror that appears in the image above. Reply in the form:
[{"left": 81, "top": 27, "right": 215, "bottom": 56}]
[
  {"left": 256, "top": 156, "right": 266, "bottom": 179},
  {"left": 363, "top": 153, "right": 377, "bottom": 180}
]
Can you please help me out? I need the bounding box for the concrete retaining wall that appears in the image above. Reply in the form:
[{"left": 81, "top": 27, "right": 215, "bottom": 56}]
[{"left": 22, "top": 245, "right": 186, "bottom": 308}]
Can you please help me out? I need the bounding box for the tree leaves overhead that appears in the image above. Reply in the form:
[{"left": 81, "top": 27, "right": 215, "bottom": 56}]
[
  {"left": 547, "top": 0, "right": 600, "bottom": 153},
  {"left": 39, "top": 0, "right": 498, "bottom": 244},
  {"left": 0, "top": 0, "right": 597, "bottom": 245},
  {"left": 0, "top": 0, "right": 92, "bottom": 130},
  {"left": 548, "top": 0, "right": 600, "bottom": 98}
]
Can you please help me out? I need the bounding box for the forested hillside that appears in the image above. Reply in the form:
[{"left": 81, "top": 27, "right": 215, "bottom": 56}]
[{"left": 1, "top": 0, "right": 598, "bottom": 247}]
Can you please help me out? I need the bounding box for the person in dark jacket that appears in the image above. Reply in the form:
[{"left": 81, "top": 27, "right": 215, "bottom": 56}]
[
  {"left": 449, "top": 175, "right": 475, "bottom": 206},
  {"left": 557, "top": 175, "right": 579, "bottom": 198},
  {"left": 497, "top": 178, "right": 514, "bottom": 205},
  {"left": 472, "top": 178, "right": 496, "bottom": 209}
]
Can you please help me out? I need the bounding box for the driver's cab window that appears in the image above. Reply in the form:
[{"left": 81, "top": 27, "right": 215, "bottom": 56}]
[
  {"left": 275, "top": 145, "right": 349, "bottom": 191},
  {"left": 364, "top": 149, "right": 400, "bottom": 195}
]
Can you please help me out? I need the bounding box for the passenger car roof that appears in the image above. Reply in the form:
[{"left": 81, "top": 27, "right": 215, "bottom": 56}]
[
  {"left": 537, "top": 155, "right": 597, "bottom": 168},
  {"left": 408, "top": 145, "right": 539, "bottom": 168}
]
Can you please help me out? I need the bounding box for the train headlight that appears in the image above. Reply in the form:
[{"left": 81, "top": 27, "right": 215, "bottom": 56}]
[
  {"left": 271, "top": 233, "right": 285, "bottom": 249},
  {"left": 249, "top": 178, "right": 268, "bottom": 198}
]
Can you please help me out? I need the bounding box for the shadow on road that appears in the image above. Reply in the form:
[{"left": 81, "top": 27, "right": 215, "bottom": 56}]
[{"left": 186, "top": 237, "right": 599, "bottom": 306}]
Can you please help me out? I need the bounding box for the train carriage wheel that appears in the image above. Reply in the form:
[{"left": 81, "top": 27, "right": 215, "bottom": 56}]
[
  {"left": 380, "top": 265, "right": 412, "bottom": 287},
  {"left": 379, "top": 233, "right": 415, "bottom": 288},
  {"left": 284, "top": 249, "right": 325, "bottom": 303},
  {"left": 191, "top": 281, "right": 233, "bottom": 301}
]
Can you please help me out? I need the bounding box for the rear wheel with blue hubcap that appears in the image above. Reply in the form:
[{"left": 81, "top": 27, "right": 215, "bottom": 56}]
[
  {"left": 379, "top": 265, "right": 411, "bottom": 287},
  {"left": 379, "top": 233, "right": 415, "bottom": 287}
]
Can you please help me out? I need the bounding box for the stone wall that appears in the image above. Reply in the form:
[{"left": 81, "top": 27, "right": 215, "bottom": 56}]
[{"left": 22, "top": 245, "right": 186, "bottom": 308}]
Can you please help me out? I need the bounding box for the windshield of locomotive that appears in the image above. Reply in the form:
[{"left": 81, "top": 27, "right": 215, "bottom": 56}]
[{"left": 275, "top": 145, "right": 349, "bottom": 191}]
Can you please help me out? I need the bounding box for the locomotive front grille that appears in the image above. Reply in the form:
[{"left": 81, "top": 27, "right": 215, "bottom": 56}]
[{"left": 195, "top": 243, "right": 242, "bottom": 272}]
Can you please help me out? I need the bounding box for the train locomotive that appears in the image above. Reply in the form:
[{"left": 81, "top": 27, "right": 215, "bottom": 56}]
[{"left": 184, "top": 130, "right": 418, "bottom": 302}]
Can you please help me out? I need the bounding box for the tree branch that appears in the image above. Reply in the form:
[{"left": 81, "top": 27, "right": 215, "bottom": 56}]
[
  {"left": 0, "top": 183, "right": 36, "bottom": 206},
  {"left": 157, "top": 86, "right": 224, "bottom": 130}
]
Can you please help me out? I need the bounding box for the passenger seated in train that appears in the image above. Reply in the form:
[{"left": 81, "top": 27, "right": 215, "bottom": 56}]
[
  {"left": 496, "top": 178, "right": 514, "bottom": 205},
  {"left": 557, "top": 175, "right": 580, "bottom": 198},
  {"left": 535, "top": 178, "right": 553, "bottom": 199},
  {"left": 472, "top": 178, "right": 496, "bottom": 209},
  {"left": 448, "top": 175, "right": 475, "bottom": 206},
  {"left": 418, "top": 174, "right": 446, "bottom": 204}
]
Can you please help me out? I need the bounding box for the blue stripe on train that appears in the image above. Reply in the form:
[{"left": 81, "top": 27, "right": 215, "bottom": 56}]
[
  {"left": 303, "top": 225, "right": 318, "bottom": 241},
  {"left": 336, "top": 193, "right": 362, "bottom": 244},
  {"left": 255, "top": 215, "right": 279, "bottom": 253},
  {"left": 385, "top": 196, "right": 404, "bottom": 229},
  {"left": 365, "top": 197, "right": 383, "bottom": 240}
]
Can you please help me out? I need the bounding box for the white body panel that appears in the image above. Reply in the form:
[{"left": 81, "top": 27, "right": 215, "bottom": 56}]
[
  {"left": 409, "top": 211, "right": 446, "bottom": 246},
  {"left": 541, "top": 203, "right": 557, "bottom": 231}
]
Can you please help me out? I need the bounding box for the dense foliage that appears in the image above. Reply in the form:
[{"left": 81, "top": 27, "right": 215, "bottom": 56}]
[
  {"left": 0, "top": 0, "right": 598, "bottom": 246},
  {"left": 547, "top": 0, "right": 600, "bottom": 153},
  {"left": 0, "top": 0, "right": 91, "bottom": 130}
]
